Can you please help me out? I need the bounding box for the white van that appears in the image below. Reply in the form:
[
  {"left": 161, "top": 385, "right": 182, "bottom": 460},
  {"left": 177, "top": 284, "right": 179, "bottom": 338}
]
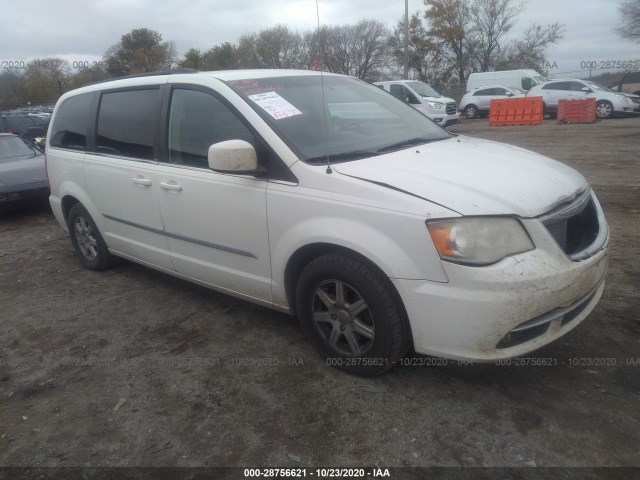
[
  {"left": 466, "top": 70, "right": 546, "bottom": 92},
  {"left": 46, "top": 69, "right": 608, "bottom": 376},
  {"left": 373, "top": 80, "right": 460, "bottom": 126}
]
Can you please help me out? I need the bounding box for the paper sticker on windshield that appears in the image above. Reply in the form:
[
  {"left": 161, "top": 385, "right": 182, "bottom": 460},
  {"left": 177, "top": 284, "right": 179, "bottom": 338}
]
[{"left": 248, "top": 92, "right": 302, "bottom": 120}]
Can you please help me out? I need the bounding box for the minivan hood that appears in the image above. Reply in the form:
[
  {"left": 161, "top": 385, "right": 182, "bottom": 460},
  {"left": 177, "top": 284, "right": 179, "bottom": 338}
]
[{"left": 333, "top": 136, "right": 588, "bottom": 217}]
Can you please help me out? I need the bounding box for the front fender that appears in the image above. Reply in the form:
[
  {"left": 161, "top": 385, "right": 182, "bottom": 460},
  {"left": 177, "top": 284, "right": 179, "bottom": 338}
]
[{"left": 268, "top": 209, "right": 449, "bottom": 307}]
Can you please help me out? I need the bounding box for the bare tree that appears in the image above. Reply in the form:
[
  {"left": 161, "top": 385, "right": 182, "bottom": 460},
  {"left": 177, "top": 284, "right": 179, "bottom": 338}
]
[
  {"left": 616, "top": 0, "right": 640, "bottom": 42},
  {"left": 307, "top": 20, "right": 391, "bottom": 80},
  {"left": 470, "top": 0, "right": 524, "bottom": 71},
  {"left": 496, "top": 22, "right": 565, "bottom": 71}
]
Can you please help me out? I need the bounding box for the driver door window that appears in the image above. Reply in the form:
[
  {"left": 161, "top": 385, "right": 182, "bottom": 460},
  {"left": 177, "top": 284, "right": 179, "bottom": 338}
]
[
  {"left": 167, "top": 88, "right": 255, "bottom": 168},
  {"left": 390, "top": 85, "right": 420, "bottom": 104}
]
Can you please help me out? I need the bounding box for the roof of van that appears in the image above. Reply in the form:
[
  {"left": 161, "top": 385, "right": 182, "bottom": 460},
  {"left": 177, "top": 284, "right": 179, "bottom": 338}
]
[
  {"left": 57, "top": 69, "right": 340, "bottom": 100},
  {"left": 53, "top": 69, "right": 343, "bottom": 106},
  {"left": 468, "top": 70, "right": 541, "bottom": 76}
]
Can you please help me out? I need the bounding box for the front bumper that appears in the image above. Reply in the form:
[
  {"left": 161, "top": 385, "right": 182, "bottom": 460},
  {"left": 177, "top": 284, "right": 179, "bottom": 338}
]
[
  {"left": 429, "top": 112, "right": 460, "bottom": 127},
  {"left": 393, "top": 215, "right": 609, "bottom": 362}
]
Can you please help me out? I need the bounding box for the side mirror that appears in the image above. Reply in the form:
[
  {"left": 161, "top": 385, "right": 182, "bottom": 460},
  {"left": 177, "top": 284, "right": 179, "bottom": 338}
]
[
  {"left": 581, "top": 86, "right": 591, "bottom": 92},
  {"left": 207, "top": 140, "right": 265, "bottom": 175},
  {"left": 506, "top": 92, "right": 514, "bottom": 96},
  {"left": 405, "top": 96, "right": 411, "bottom": 103}
]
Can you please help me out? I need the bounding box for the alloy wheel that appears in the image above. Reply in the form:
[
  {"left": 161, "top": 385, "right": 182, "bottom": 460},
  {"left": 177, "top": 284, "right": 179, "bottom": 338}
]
[{"left": 311, "top": 279, "right": 375, "bottom": 356}]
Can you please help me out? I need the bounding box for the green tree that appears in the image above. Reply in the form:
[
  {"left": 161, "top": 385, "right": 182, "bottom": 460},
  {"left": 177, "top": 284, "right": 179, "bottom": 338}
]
[
  {"left": 18, "top": 58, "right": 71, "bottom": 105},
  {"left": 423, "top": 0, "right": 474, "bottom": 84},
  {"left": 104, "top": 28, "right": 177, "bottom": 76},
  {"left": 67, "top": 65, "right": 110, "bottom": 90},
  {"left": 389, "top": 13, "right": 454, "bottom": 86},
  {"left": 202, "top": 43, "right": 239, "bottom": 70},
  {"left": 179, "top": 48, "right": 205, "bottom": 69},
  {"left": 237, "top": 26, "right": 305, "bottom": 69},
  {"left": 0, "top": 70, "right": 25, "bottom": 110}
]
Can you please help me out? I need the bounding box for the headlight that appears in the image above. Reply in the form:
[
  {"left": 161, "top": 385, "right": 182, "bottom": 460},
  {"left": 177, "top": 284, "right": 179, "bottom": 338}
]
[
  {"left": 427, "top": 217, "right": 534, "bottom": 266},
  {"left": 427, "top": 101, "right": 445, "bottom": 110},
  {"left": 616, "top": 94, "right": 630, "bottom": 104}
]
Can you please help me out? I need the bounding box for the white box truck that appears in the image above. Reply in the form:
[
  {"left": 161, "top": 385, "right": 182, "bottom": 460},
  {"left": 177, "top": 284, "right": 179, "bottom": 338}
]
[{"left": 466, "top": 70, "right": 546, "bottom": 92}]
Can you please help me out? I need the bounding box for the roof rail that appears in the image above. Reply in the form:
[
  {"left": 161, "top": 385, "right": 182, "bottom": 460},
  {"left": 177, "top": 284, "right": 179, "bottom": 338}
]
[{"left": 84, "top": 68, "right": 199, "bottom": 87}]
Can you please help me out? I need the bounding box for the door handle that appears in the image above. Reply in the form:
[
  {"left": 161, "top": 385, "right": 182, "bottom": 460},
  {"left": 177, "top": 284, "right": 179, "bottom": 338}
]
[
  {"left": 132, "top": 176, "right": 152, "bottom": 186},
  {"left": 159, "top": 181, "right": 183, "bottom": 191}
]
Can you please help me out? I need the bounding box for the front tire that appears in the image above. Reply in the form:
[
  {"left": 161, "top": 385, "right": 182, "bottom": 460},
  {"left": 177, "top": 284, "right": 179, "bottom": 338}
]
[
  {"left": 296, "top": 252, "right": 406, "bottom": 376},
  {"left": 67, "top": 203, "right": 120, "bottom": 271},
  {"left": 595, "top": 100, "right": 614, "bottom": 119}
]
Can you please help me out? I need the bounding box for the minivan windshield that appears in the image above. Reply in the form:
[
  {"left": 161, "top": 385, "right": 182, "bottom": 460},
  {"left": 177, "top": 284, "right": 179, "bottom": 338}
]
[
  {"left": 228, "top": 75, "right": 451, "bottom": 163},
  {"left": 405, "top": 81, "right": 441, "bottom": 98}
]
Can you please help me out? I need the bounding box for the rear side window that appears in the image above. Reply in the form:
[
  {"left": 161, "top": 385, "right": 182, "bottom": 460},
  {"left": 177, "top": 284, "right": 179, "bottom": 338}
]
[
  {"left": 50, "top": 93, "right": 93, "bottom": 150},
  {"left": 97, "top": 89, "right": 158, "bottom": 160},
  {"left": 542, "top": 82, "right": 568, "bottom": 91},
  {"left": 473, "top": 89, "right": 490, "bottom": 96}
]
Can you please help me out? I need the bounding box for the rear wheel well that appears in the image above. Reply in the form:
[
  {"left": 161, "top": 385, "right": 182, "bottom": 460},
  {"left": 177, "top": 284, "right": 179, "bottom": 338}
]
[
  {"left": 61, "top": 195, "right": 80, "bottom": 223},
  {"left": 284, "top": 243, "right": 414, "bottom": 353}
]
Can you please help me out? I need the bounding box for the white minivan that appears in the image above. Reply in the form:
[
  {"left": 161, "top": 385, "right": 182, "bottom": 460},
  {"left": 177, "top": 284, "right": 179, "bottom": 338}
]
[
  {"left": 47, "top": 69, "right": 609, "bottom": 376},
  {"left": 373, "top": 80, "right": 460, "bottom": 126},
  {"left": 466, "top": 69, "right": 546, "bottom": 92}
]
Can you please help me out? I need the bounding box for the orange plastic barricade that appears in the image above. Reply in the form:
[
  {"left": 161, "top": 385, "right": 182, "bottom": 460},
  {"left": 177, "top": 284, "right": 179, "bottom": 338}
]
[
  {"left": 557, "top": 98, "right": 596, "bottom": 123},
  {"left": 489, "top": 96, "right": 544, "bottom": 126}
]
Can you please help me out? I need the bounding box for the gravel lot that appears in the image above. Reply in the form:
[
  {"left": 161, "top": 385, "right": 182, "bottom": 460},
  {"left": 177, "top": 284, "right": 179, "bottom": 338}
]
[{"left": 1, "top": 117, "right": 639, "bottom": 470}]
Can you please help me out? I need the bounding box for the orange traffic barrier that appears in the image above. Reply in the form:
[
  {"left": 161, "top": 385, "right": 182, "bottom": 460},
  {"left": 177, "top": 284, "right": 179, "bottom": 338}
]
[
  {"left": 489, "top": 96, "right": 544, "bottom": 126},
  {"left": 557, "top": 98, "right": 596, "bottom": 123}
]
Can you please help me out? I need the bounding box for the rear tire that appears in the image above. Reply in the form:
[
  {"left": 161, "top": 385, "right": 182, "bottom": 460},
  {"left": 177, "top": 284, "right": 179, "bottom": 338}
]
[
  {"left": 464, "top": 104, "right": 478, "bottom": 119},
  {"left": 67, "top": 203, "right": 120, "bottom": 271},
  {"left": 296, "top": 252, "right": 407, "bottom": 377}
]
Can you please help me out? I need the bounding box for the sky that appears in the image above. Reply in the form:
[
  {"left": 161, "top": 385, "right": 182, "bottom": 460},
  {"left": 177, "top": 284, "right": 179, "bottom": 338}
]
[{"left": 1, "top": 0, "right": 638, "bottom": 78}]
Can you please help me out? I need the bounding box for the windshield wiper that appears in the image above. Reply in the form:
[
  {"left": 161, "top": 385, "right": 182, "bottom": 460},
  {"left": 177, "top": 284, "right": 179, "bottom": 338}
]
[
  {"left": 376, "top": 137, "right": 441, "bottom": 153},
  {"left": 306, "top": 150, "right": 379, "bottom": 164}
]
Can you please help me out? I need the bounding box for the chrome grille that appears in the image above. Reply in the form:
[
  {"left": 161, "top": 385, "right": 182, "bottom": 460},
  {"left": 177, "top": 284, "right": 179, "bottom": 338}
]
[
  {"left": 539, "top": 190, "right": 606, "bottom": 261},
  {"left": 631, "top": 97, "right": 640, "bottom": 104},
  {"left": 446, "top": 102, "right": 457, "bottom": 114}
]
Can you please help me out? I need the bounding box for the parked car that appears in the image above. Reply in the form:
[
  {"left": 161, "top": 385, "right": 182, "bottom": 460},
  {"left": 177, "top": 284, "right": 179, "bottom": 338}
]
[
  {"left": 373, "top": 80, "right": 460, "bottom": 126},
  {"left": 0, "top": 133, "right": 48, "bottom": 210},
  {"left": 0, "top": 114, "right": 48, "bottom": 141},
  {"left": 612, "top": 71, "right": 640, "bottom": 96},
  {"left": 466, "top": 70, "right": 546, "bottom": 92},
  {"left": 527, "top": 78, "right": 640, "bottom": 119},
  {"left": 459, "top": 85, "right": 526, "bottom": 118},
  {"left": 47, "top": 70, "right": 608, "bottom": 376}
]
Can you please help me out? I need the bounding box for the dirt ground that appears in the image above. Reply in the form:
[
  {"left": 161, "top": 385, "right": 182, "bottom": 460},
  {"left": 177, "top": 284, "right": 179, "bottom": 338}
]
[{"left": 1, "top": 116, "right": 639, "bottom": 471}]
